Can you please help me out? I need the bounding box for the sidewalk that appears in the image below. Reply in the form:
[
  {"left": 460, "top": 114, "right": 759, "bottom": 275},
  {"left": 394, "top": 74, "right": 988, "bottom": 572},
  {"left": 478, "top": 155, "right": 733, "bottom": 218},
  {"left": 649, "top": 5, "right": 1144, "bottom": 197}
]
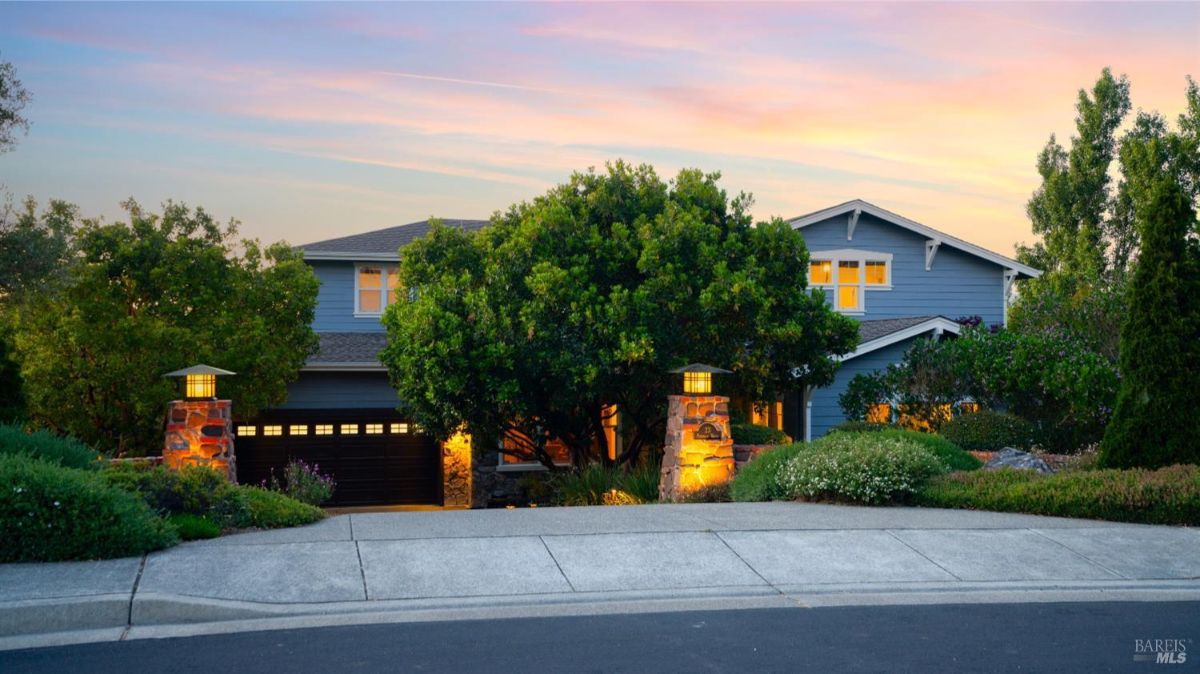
[{"left": 3, "top": 502, "right": 1199, "bottom": 648}]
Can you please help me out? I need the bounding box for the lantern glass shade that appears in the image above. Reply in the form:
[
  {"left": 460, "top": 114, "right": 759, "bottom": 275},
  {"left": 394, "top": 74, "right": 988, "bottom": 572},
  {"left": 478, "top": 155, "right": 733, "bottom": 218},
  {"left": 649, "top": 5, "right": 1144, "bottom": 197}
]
[
  {"left": 185, "top": 374, "right": 217, "bottom": 399},
  {"left": 683, "top": 371, "right": 712, "bottom": 395}
]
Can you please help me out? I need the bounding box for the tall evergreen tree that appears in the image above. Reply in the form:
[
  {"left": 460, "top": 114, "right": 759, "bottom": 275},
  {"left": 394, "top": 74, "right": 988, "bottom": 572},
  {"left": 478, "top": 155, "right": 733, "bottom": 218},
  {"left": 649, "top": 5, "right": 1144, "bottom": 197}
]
[{"left": 1099, "top": 112, "right": 1200, "bottom": 468}]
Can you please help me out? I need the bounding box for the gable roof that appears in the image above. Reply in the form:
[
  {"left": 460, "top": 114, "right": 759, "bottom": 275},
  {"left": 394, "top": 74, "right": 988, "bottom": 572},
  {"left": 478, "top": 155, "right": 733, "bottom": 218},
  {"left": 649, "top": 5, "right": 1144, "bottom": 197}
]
[
  {"left": 300, "top": 218, "right": 489, "bottom": 261},
  {"left": 788, "top": 199, "right": 1041, "bottom": 279},
  {"left": 840, "top": 315, "right": 962, "bottom": 362}
]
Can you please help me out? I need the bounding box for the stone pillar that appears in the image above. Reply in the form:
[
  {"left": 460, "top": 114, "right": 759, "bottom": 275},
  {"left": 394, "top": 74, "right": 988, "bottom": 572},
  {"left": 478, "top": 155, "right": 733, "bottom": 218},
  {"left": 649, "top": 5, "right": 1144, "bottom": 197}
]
[
  {"left": 163, "top": 399, "right": 236, "bottom": 481},
  {"left": 659, "top": 394, "right": 735, "bottom": 502},
  {"left": 441, "top": 431, "right": 473, "bottom": 508}
]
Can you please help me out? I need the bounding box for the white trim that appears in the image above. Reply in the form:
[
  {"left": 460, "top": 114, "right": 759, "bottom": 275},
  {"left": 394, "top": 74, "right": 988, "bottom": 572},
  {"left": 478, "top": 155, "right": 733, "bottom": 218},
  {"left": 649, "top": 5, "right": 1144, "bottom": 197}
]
[
  {"left": 1002, "top": 269, "right": 1018, "bottom": 327},
  {"left": 803, "top": 386, "right": 813, "bottom": 443},
  {"left": 847, "top": 208, "right": 861, "bottom": 241},
  {"left": 836, "top": 317, "right": 962, "bottom": 362},
  {"left": 301, "top": 362, "right": 387, "bottom": 372},
  {"left": 924, "top": 239, "right": 941, "bottom": 271},
  {"left": 305, "top": 251, "right": 401, "bottom": 262},
  {"left": 354, "top": 263, "right": 401, "bottom": 317},
  {"left": 808, "top": 249, "right": 894, "bottom": 313},
  {"left": 789, "top": 199, "right": 1042, "bottom": 279}
]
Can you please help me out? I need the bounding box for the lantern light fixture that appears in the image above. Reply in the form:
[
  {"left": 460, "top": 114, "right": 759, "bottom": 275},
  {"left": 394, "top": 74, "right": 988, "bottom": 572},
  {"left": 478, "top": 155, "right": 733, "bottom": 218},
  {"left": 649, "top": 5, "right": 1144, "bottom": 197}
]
[
  {"left": 669, "top": 363, "right": 731, "bottom": 396},
  {"left": 163, "top": 364, "right": 236, "bottom": 400}
]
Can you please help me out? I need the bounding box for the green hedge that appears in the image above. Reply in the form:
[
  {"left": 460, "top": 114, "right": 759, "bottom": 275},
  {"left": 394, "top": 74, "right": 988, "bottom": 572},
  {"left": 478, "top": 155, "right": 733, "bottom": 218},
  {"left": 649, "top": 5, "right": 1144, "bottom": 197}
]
[
  {"left": 241, "top": 487, "right": 325, "bottom": 528},
  {"left": 1, "top": 455, "right": 177, "bottom": 561},
  {"left": 916, "top": 465, "right": 1200, "bottom": 525},
  {"left": 872, "top": 429, "right": 982, "bottom": 472},
  {"left": 102, "top": 463, "right": 250, "bottom": 528},
  {"left": 729, "top": 443, "right": 807, "bottom": 502},
  {"left": 730, "top": 423, "right": 790, "bottom": 446},
  {"left": 167, "top": 513, "right": 222, "bottom": 541},
  {"left": 0, "top": 423, "right": 101, "bottom": 470},
  {"left": 940, "top": 411, "right": 1035, "bottom": 451}
]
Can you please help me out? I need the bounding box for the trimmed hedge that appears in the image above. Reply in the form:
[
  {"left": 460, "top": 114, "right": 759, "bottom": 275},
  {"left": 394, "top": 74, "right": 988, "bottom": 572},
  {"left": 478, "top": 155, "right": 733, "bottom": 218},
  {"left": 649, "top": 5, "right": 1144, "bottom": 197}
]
[
  {"left": 731, "top": 423, "right": 790, "bottom": 446},
  {"left": 829, "top": 425, "right": 982, "bottom": 472},
  {"left": 1, "top": 455, "right": 178, "bottom": 561},
  {"left": 168, "top": 513, "right": 222, "bottom": 541},
  {"left": 241, "top": 487, "right": 325, "bottom": 528},
  {"left": 916, "top": 465, "right": 1200, "bottom": 525},
  {"left": 940, "top": 411, "right": 1035, "bottom": 451},
  {"left": 102, "top": 463, "right": 250, "bottom": 528},
  {"left": 729, "top": 443, "right": 807, "bottom": 502},
  {"left": 0, "top": 423, "right": 101, "bottom": 470},
  {"left": 829, "top": 421, "right": 897, "bottom": 434},
  {"left": 776, "top": 433, "right": 947, "bottom": 505}
]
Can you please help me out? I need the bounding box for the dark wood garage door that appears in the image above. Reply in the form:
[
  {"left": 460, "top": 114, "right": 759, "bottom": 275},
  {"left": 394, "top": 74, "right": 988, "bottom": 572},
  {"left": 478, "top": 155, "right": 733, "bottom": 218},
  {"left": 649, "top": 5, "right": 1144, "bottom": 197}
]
[{"left": 233, "top": 408, "right": 442, "bottom": 507}]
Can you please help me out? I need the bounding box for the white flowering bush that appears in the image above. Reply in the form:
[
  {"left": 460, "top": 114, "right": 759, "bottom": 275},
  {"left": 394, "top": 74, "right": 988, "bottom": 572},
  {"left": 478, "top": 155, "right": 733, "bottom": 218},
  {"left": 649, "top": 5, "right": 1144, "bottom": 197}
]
[{"left": 777, "top": 433, "right": 948, "bottom": 505}]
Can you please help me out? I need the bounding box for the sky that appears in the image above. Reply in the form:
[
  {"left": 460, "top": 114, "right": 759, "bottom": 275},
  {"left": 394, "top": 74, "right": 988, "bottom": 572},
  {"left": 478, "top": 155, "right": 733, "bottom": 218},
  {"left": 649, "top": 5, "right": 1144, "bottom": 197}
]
[{"left": 0, "top": 2, "right": 1197, "bottom": 255}]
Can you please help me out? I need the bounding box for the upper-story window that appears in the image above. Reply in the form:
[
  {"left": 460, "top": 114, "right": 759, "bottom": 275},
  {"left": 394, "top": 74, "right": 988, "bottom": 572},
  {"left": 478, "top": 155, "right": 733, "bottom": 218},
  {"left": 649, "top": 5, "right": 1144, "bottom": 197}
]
[
  {"left": 355, "top": 265, "right": 401, "bottom": 316},
  {"left": 808, "top": 250, "right": 892, "bottom": 314}
]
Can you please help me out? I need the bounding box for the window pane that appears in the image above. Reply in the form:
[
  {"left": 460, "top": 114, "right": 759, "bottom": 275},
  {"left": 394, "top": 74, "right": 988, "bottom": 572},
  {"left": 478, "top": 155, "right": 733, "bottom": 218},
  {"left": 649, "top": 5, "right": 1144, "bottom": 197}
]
[
  {"left": 340, "top": 424, "right": 358, "bottom": 435},
  {"left": 365, "top": 423, "right": 383, "bottom": 434},
  {"left": 865, "top": 261, "right": 887, "bottom": 285},
  {"left": 237, "top": 425, "right": 256, "bottom": 437},
  {"left": 314, "top": 424, "right": 333, "bottom": 436},
  {"left": 262, "top": 425, "right": 282, "bottom": 437},
  {"left": 358, "top": 290, "right": 382, "bottom": 313},
  {"left": 809, "top": 260, "right": 832, "bottom": 284},
  {"left": 358, "top": 268, "right": 382, "bottom": 289},
  {"left": 387, "top": 269, "right": 400, "bottom": 306},
  {"left": 866, "top": 403, "right": 891, "bottom": 424},
  {"left": 289, "top": 425, "right": 308, "bottom": 436},
  {"left": 838, "top": 285, "right": 859, "bottom": 310},
  {"left": 390, "top": 422, "right": 409, "bottom": 434},
  {"left": 838, "top": 260, "right": 860, "bottom": 284}
]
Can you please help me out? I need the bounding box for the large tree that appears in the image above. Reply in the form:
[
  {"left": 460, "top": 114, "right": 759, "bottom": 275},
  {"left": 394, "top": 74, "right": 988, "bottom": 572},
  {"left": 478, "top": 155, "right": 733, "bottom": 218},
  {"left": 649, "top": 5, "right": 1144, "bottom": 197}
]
[
  {"left": 1099, "top": 106, "right": 1200, "bottom": 468},
  {"left": 0, "top": 54, "right": 31, "bottom": 153},
  {"left": 1011, "top": 69, "right": 1133, "bottom": 359},
  {"left": 381, "top": 162, "right": 858, "bottom": 468},
  {"left": 10, "top": 200, "right": 319, "bottom": 455}
]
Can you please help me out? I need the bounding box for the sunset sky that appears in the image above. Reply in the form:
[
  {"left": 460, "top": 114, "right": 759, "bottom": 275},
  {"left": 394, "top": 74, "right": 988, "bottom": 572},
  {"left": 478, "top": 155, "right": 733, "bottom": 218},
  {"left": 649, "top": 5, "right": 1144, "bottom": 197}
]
[{"left": 1, "top": 2, "right": 1196, "bottom": 255}]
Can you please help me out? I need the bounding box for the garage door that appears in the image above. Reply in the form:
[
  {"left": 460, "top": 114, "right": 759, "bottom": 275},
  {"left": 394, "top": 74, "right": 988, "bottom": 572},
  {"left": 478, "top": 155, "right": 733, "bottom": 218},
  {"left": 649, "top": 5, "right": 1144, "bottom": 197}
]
[{"left": 233, "top": 408, "right": 442, "bottom": 507}]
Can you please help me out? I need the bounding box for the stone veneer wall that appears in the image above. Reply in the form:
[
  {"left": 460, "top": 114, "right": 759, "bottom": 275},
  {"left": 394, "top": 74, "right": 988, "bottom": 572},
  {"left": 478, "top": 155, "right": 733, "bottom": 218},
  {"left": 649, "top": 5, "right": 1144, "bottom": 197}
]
[
  {"left": 163, "top": 399, "right": 235, "bottom": 481},
  {"left": 441, "top": 432, "right": 473, "bottom": 508},
  {"left": 659, "top": 394, "right": 735, "bottom": 502}
]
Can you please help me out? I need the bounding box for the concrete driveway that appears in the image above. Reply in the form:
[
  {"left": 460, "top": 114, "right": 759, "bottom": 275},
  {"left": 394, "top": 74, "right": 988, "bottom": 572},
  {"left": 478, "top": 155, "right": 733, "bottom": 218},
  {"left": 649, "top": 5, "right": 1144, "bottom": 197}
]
[{"left": 3, "top": 502, "right": 1199, "bottom": 648}]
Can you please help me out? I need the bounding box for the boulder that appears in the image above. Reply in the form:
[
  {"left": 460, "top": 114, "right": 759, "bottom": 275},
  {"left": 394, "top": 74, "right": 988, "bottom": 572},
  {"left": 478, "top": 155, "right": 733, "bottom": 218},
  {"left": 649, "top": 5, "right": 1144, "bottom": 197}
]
[{"left": 984, "top": 447, "right": 1054, "bottom": 474}]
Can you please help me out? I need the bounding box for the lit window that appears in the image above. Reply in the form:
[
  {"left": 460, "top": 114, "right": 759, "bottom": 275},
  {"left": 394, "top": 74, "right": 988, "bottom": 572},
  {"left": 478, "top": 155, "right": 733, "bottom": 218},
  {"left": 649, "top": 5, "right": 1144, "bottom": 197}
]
[
  {"left": 390, "top": 423, "right": 409, "bottom": 434},
  {"left": 838, "top": 286, "right": 859, "bottom": 310},
  {"left": 387, "top": 272, "right": 401, "bottom": 306},
  {"left": 357, "top": 267, "right": 383, "bottom": 314},
  {"left": 341, "top": 424, "right": 358, "bottom": 435},
  {"left": 683, "top": 371, "right": 711, "bottom": 394},
  {"left": 185, "top": 374, "right": 216, "bottom": 399},
  {"left": 809, "top": 260, "right": 832, "bottom": 285},
  {"left": 959, "top": 402, "right": 981, "bottom": 415},
  {"left": 262, "top": 425, "right": 282, "bottom": 437},
  {"left": 865, "top": 261, "right": 888, "bottom": 285},
  {"left": 289, "top": 425, "right": 308, "bottom": 436},
  {"left": 838, "top": 260, "right": 860, "bottom": 284},
  {"left": 314, "top": 424, "right": 333, "bottom": 436},
  {"left": 502, "top": 433, "right": 572, "bottom": 466},
  {"left": 237, "top": 425, "right": 256, "bottom": 437},
  {"left": 365, "top": 423, "right": 383, "bottom": 434},
  {"left": 866, "top": 403, "right": 891, "bottom": 424}
]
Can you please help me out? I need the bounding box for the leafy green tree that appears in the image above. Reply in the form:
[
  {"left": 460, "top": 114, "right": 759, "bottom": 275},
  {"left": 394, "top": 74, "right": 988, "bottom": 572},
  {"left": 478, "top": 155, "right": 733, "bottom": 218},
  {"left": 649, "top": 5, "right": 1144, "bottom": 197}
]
[
  {"left": 1011, "top": 69, "right": 1133, "bottom": 359},
  {"left": 0, "top": 54, "right": 31, "bottom": 153},
  {"left": 1100, "top": 109, "right": 1200, "bottom": 468},
  {"left": 382, "top": 162, "right": 858, "bottom": 468},
  {"left": 10, "top": 200, "right": 319, "bottom": 455}
]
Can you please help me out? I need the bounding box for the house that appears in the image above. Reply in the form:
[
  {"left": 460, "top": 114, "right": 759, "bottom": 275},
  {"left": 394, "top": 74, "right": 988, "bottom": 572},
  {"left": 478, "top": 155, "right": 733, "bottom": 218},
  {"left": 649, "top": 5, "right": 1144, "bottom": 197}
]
[{"left": 231, "top": 200, "right": 1038, "bottom": 508}]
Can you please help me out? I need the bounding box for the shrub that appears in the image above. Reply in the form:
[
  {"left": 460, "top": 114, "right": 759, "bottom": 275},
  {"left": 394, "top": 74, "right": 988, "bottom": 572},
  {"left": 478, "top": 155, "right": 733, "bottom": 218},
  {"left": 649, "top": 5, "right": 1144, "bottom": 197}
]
[
  {"left": 729, "top": 443, "right": 807, "bottom": 502},
  {"left": 167, "top": 513, "right": 222, "bottom": 541},
  {"left": 730, "top": 423, "right": 790, "bottom": 446},
  {"left": 829, "top": 421, "right": 895, "bottom": 434},
  {"left": 551, "top": 460, "right": 661, "bottom": 506},
  {"left": 241, "top": 486, "right": 325, "bottom": 528},
  {"left": 102, "top": 463, "right": 250, "bottom": 528},
  {"left": 0, "top": 455, "right": 177, "bottom": 561},
  {"left": 680, "top": 482, "right": 732, "bottom": 503},
  {"left": 940, "top": 411, "right": 1035, "bottom": 451},
  {"left": 777, "top": 433, "right": 948, "bottom": 505},
  {"left": 872, "top": 429, "right": 982, "bottom": 472},
  {"left": 0, "top": 423, "right": 101, "bottom": 470},
  {"left": 916, "top": 465, "right": 1200, "bottom": 525},
  {"left": 266, "top": 459, "right": 335, "bottom": 506}
]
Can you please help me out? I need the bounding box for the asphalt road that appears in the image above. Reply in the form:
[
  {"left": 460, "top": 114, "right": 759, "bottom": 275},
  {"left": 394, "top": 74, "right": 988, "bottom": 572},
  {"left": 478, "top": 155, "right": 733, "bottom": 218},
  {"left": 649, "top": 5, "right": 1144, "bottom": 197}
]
[{"left": 3, "top": 601, "right": 1198, "bottom": 673}]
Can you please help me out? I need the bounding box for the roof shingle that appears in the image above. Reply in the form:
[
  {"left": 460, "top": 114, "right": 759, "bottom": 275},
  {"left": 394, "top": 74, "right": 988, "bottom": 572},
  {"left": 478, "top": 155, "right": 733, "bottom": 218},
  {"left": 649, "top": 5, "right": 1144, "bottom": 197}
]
[
  {"left": 309, "top": 332, "right": 389, "bottom": 364},
  {"left": 300, "top": 218, "right": 489, "bottom": 256}
]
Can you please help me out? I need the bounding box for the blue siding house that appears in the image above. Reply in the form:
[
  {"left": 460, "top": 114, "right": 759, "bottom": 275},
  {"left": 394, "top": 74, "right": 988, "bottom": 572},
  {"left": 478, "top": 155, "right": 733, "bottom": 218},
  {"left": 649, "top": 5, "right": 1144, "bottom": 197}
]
[
  {"left": 234, "top": 200, "right": 1038, "bottom": 507},
  {"left": 786, "top": 200, "right": 1039, "bottom": 440}
]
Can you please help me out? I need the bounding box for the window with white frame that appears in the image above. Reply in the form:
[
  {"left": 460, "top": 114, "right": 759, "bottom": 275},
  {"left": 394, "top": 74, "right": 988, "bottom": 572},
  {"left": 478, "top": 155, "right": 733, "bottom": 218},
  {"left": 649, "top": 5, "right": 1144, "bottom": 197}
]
[
  {"left": 355, "top": 265, "right": 401, "bottom": 316},
  {"left": 808, "top": 250, "right": 892, "bottom": 313}
]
